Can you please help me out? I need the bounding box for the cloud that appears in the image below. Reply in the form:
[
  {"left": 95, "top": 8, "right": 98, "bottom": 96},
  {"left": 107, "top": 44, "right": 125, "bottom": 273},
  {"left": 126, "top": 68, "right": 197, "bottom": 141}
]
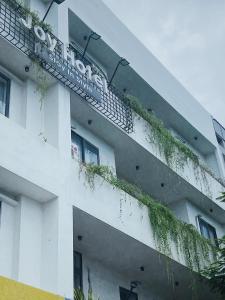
[{"left": 103, "top": 0, "right": 225, "bottom": 127}]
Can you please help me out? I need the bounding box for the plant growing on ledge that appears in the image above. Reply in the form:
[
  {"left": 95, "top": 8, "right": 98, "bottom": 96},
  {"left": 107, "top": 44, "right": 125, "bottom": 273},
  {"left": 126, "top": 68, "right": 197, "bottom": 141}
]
[
  {"left": 81, "top": 163, "right": 216, "bottom": 272},
  {"left": 124, "top": 95, "right": 225, "bottom": 189},
  {"left": 201, "top": 237, "right": 225, "bottom": 296},
  {"left": 217, "top": 192, "right": 225, "bottom": 202},
  {"left": 15, "top": 0, "right": 52, "bottom": 32},
  {"left": 32, "top": 59, "right": 49, "bottom": 110}
]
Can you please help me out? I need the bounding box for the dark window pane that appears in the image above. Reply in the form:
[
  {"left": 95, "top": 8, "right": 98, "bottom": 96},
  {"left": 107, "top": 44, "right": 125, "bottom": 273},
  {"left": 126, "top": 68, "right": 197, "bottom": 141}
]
[
  {"left": 84, "top": 141, "right": 99, "bottom": 165},
  {"left": 198, "top": 217, "right": 218, "bottom": 246},
  {"left": 216, "top": 134, "right": 223, "bottom": 146},
  {"left": 71, "top": 132, "right": 99, "bottom": 165},
  {"left": 74, "top": 251, "right": 82, "bottom": 289},
  {"left": 120, "top": 287, "right": 138, "bottom": 300},
  {"left": 0, "top": 78, "right": 7, "bottom": 115}
]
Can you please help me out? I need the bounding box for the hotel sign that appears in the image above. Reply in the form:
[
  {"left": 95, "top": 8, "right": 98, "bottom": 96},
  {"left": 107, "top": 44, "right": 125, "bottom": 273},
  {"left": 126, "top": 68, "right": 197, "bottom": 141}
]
[
  {"left": 0, "top": 0, "right": 133, "bottom": 133},
  {"left": 20, "top": 15, "right": 108, "bottom": 103}
]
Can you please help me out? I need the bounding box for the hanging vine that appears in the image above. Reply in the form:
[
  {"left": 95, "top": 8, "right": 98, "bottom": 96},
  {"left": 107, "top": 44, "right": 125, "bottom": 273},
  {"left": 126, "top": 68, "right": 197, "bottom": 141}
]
[
  {"left": 81, "top": 163, "right": 216, "bottom": 272},
  {"left": 15, "top": 0, "right": 52, "bottom": 32},
  {"left": 124, "top": 95, "right": 225, "bottom": 191}
]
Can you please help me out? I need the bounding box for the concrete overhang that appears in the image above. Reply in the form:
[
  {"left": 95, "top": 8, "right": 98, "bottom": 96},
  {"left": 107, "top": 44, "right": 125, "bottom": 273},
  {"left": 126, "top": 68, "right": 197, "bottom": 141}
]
[
  {"left": 0, "top": 165, "right": 56, "bottom": 202},
  {"left": 73, "top": 208, "right": 223, "bottom": 300}
]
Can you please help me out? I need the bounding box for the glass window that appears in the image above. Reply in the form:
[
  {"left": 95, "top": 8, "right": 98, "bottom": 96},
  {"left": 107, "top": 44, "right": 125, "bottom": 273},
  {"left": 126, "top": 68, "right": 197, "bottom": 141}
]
[
  {"left": 213, "top": 119, "right": 225, "bottom": 146},
  {"left": 216, "top": 134, "right": 224, "bottom": 147},
  {"left": 0, "top": 73, "right": 10, "bottom": 117},
  {"left": 84, "top": 141, "right": 99, "bottom": 165},
  {"left": 71, "top": 131, "right": 99, "bottom": 165},
  {"left": 120, "top": 287, "right": 138, "bottom": 300},
  {"left": 198, "top": 217, "right": 218, "bottom": 247},
  {"left": 74, "top": 251, "right": 82, "bottom": 290},
  {"left": 71, "top": 132, "right": 83, "bottom": 161}
]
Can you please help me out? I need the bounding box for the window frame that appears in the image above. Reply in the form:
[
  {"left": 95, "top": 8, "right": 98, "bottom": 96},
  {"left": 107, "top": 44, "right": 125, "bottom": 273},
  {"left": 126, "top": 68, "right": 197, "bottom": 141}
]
[
  {"left": 0, "top": 71, "right": 10, "bottom": 117},
  {"left": 73, "top": 251, "right": 83, "bottom": 290},
  {"left": 71, "top": 131, "right": 100, "bottom": 165},
  {"left": 197, "top": 216, "right": 218, "bottom": 247},
  {"left": 119, "top": 287, "right": 138, "bottom": 300}
]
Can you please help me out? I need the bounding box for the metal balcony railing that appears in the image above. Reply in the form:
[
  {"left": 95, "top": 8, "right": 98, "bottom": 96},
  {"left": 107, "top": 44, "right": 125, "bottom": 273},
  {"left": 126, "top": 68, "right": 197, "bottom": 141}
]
[{"left": 0, "top": 0, "right": 133, "bottom": 133}]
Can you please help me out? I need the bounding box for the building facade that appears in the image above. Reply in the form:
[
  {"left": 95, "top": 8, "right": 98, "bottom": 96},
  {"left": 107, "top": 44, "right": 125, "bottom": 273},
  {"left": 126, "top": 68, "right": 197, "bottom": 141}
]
[{"left": 0, "top": 0, "right": 225, "bottom": 299}]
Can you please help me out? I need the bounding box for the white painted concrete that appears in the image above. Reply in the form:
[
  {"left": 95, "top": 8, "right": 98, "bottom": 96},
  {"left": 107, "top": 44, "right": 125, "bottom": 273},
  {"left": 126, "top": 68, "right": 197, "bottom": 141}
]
[{"left": 0, "top": 0, "right": 224, "bottom": 299}]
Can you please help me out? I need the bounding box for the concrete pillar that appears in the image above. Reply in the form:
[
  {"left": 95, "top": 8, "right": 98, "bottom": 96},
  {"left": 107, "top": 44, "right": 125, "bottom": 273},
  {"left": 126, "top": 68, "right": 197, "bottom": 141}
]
[{"left": 14, "top": 196, "right": 42, "bottom": 288}]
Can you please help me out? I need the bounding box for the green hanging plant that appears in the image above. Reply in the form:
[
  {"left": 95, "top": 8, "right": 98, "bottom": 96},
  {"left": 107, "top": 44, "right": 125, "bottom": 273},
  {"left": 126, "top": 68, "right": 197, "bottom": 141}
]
[
  {"left": 124, "top": 95, "right": 225, "bottom": 190},
  {"left": 32, "top": 59, "right": 49, "bottom": 110},
  {"left": 82, "top": 163, "right": 216, "bottom": 272},
  {"left": 217, "top": 192, "right": 225, "bottom": 202},
  {"left": 15, "top": 0, "right": 52, "bottom": 32},
  {"left": 74, "top": 289, "right": 85, "bottom": 300}
]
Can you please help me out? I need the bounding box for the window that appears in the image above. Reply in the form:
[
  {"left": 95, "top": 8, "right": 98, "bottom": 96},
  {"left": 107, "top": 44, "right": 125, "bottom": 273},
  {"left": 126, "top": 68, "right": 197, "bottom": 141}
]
[
  {"left": 213, "top": 119, "right": 225, "bottom": 148},
  {"left": 71, "top": 131, "right": 99, "bottom": 165},
  {"left": 0, "top": 73, "right": 10, "bottom": 117},
  {"left": 198, "top": 217, "right": 218, "bottom": 247},
  {"left": 74, "top": 251, "right": 83, "bottom": 290},
  {"left": 120, "top": 287, "right": 138, "bottom": 300},
  {"left": 216, "top": 134, "right": 224, "bottom": 147}
]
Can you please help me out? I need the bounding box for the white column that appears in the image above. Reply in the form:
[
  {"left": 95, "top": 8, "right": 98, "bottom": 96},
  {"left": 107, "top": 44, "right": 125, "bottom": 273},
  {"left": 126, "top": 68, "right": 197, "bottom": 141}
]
[{"left": 14, "top": 196, "right": 43, "bottom": 288}]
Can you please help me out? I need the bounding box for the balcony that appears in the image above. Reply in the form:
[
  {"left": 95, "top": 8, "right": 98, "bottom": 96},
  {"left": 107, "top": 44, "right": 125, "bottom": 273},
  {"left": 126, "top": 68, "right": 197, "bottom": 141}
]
[
  {"left": 70, "top": 93, "right": 225, "bottom": 225},
  {"left": 72, "top": 160, "right": 221, "bottom": 300},
  {"left": 72, "top": 160, "right": 217, "bottom": 267}
]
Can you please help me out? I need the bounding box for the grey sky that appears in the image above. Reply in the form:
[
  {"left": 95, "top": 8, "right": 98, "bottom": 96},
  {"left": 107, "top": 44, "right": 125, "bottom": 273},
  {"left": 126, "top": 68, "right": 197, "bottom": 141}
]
[{"left": 102, "top": 0, "right": 225, "bottom": 127}]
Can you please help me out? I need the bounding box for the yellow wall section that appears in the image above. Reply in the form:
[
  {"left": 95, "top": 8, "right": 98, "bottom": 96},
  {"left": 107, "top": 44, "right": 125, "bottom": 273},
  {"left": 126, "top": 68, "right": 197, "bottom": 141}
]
[{"left": 0, "top": 276, "right": 65, "bottom": 300}]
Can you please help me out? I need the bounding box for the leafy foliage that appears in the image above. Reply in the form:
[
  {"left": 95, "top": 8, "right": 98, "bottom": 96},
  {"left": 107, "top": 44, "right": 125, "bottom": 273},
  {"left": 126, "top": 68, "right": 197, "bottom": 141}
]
[
  {"left": 217, "top": 192, "right": 225, "bottom": 203},
  {"left": 32, "top": 59, "right": 49, "bottom": 110},
  {"left": 15, "top": 0, "right": 52, "bottom": 32},
  {"left": 125, "top": 95, "right": 225, "bottom": 188},
  {"left": 74, "top": 289, "right": 85, "bottom": 300},
  {"left": 74, "top": 289, "right": 98, "bottom": 300},
  {"left": 201, "top": 237, "right": 225, "bottom": 296},
  {"left": 82, "top": 163, "right": 216, "bottom": 272}
]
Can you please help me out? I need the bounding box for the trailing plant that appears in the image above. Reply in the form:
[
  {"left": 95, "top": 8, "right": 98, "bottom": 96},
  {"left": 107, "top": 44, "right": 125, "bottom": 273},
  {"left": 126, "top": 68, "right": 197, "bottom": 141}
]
[
  {"left": 74, "top": 289, "right": 85, "bottom": 300},
  {"left": 124, "top": 95, "right": 225, "bottom": 189},
  {"left": 32, "top": 59, "right": 49, "bottom": 110},
  {"left": 12, "top": 0, "right": 51, "bottom": 109},
  {"left": 201, "top": 237, "right": 225, "bottom": 296},
  {"left": 15, "top": 0, "right": 52, "bottom": 32},
  {"left": 217, "top": 192, "right": 225, "bottom": 203},
  {"left": 82, "top": 163, "right": 216, "bottom": 272},
  {"left": 74, "top": 289, "right": 99, "bottom": 300}
]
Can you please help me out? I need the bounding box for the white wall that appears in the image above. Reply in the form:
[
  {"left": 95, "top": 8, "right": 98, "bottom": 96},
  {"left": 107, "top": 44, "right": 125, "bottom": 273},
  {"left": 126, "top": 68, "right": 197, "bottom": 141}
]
[
  {"left": 81, "top": 255, "right": 163, "bottom": 300},
  {"left": 16, "top": 196, "right": 43, "bottom": 286},
  {"left": 0, "top": 201, "right": 16, "bottom": 278}
]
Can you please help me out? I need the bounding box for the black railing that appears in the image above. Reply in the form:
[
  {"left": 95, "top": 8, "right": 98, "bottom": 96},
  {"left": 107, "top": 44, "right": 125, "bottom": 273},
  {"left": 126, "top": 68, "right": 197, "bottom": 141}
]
[{"left": 0, "top": 0, "right": 133, "bottom": 133}]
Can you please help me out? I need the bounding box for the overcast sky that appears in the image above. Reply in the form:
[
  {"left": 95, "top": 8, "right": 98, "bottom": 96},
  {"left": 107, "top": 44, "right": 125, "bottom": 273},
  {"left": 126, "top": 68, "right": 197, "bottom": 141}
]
[{"left": 102, "top": 0, "right": 225, "bottom": 128}]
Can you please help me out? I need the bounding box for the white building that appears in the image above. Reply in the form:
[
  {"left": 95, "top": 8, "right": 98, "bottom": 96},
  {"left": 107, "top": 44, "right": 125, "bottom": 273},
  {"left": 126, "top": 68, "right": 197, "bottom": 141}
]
[{"left": 0, "top": 0, "right": 225, "bottom": 299}]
